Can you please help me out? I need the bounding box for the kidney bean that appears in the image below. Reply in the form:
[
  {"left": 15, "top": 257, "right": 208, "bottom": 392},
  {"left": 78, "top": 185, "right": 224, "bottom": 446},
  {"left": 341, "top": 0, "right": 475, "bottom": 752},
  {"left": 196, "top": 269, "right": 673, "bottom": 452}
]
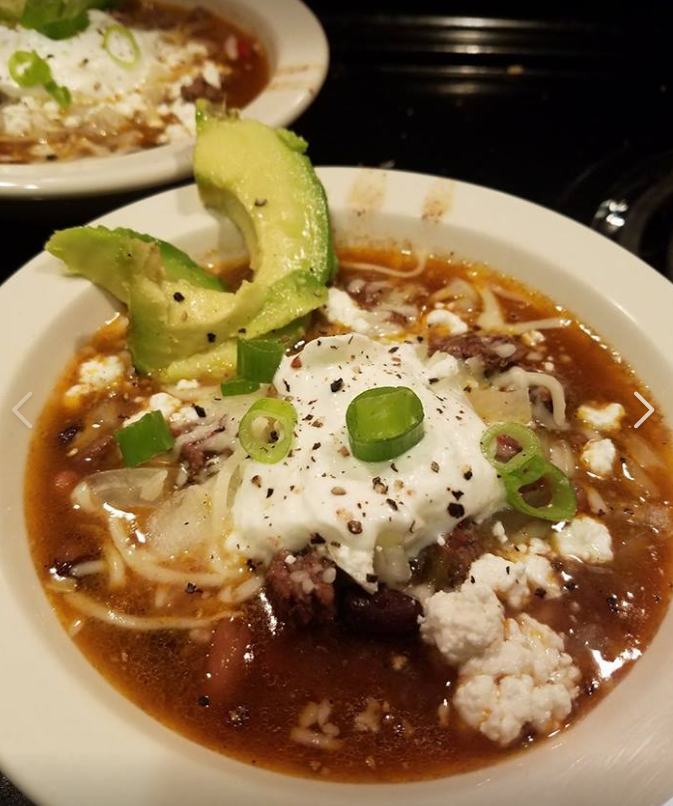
[
  {"left": 202, "top": 617, "right": 252, "bottom": 706},
  {"left": 342, "top": 588, "right": 422, "bottom": 637}
]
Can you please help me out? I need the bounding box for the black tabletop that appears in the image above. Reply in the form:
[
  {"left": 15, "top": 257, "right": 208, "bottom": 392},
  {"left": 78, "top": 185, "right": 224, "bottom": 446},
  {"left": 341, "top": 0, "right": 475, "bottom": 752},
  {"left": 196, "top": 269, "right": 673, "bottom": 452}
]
[{"left": 3, "top": 3, "right": 673, "bottom": 803}]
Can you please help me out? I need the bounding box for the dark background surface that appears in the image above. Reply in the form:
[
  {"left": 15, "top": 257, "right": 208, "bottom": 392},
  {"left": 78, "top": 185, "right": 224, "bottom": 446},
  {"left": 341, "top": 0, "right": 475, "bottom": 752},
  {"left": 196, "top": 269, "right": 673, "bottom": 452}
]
[{"left": 3, "top": 2, "right": 673, "bottom": 803}]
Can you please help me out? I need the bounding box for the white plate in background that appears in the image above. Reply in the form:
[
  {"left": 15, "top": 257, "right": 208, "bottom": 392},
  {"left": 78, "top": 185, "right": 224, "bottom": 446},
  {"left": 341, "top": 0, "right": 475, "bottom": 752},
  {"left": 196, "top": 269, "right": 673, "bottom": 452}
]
[{"left": 0, "top": 0, "right": 328, "bottom": 199}]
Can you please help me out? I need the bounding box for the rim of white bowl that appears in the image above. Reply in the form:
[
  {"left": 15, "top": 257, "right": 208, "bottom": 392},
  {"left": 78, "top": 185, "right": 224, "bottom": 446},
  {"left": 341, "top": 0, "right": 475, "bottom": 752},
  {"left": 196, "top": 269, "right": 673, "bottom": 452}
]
[
  {"left": 0, "top": 0, "right": 328, "bottom": 200},
  {"left": 2, "top": 168, "right": 673, "bottom": 806}
]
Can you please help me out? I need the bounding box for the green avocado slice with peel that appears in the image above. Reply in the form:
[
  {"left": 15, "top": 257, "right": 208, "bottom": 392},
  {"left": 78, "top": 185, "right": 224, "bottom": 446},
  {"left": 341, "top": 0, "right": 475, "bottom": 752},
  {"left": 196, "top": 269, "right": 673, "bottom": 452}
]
[
  {"left": 47, "top": 112, "right": 334, "bottom": 380},
  {"left": 47, "top": 225, "right": 224, "bottom": 303}
]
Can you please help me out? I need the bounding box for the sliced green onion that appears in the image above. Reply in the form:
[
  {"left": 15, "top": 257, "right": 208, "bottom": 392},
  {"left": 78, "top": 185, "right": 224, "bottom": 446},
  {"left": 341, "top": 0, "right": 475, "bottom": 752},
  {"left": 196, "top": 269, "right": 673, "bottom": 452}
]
[
  {"left": 114, "top": 411, "right": 175, "bottom": 468},
  {"left": 8, "top": 50, "right": 51, "bottom": 87},
  {"left": 480, "top": 422, "right": 542, "bottom": 475},
  {"left": 103, "top": 24, "right": 141, "bottom": 69},
  {"left": 346, "top": 386, "right": 425, "bottom": 462},
  {"left": 239, "top": 398, "right": 296, "bottom": 464},
  {"left": 503, "top": 457, "right": 577, "bottom": 522},
  {"left": 8, "top": 50, "right": 71, "bottom": 107},
  {"left": 20, "top": 0, "right": 98, "bottom": 40},
  {"left": 45, "top": 80, "right": 71, "bottom": 108},
  {"left": 220, "top": 377, "right": 260, "bottom": 397},
  {"left": 237, "top": 338, "right": 285, "bottom": 383}
]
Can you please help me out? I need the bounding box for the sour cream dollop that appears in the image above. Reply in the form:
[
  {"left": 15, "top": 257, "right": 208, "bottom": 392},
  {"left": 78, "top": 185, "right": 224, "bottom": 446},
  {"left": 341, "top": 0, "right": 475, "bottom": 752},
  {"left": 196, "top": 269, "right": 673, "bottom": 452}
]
[
  {"left": 0, "top": 10, "right": 160, "bottom": 101},
  {"left": 230, "top": 335, "right": 505, "bottom": 589}
]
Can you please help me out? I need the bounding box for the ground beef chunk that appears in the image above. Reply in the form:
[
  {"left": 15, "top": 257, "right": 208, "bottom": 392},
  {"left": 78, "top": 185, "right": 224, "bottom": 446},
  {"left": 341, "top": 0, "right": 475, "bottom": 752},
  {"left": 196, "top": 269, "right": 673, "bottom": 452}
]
[
  {"left": 181, "top": 75, "right": 227, "bottom": 104},
  {"left": 429, "top": 332, "right": 527, "bottom": 374},
  {"left": 415, "top": 522, "right": 482, "bottom": 590},
  {"left": 265, "top": 549, "right": 336, "bottom": 626},
  {"left": 495, "top": 433, "right": 521, "bottom": 462}
]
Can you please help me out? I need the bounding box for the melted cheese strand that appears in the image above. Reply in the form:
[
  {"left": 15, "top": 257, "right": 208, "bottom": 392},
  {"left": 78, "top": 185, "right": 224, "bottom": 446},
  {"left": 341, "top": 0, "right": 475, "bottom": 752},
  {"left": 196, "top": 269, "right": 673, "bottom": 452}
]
[{"left": 63, "top": 592, "right": 234, "bottom": 631}]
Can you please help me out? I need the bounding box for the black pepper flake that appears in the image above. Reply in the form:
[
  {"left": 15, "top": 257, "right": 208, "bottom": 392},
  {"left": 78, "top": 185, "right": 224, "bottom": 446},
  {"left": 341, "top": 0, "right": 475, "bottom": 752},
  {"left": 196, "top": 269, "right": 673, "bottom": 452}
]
[
  {"left": 58, "top": 424, "right": 80, "bottom": 445},
  {"left": 283, "top": 380, "right": 290, "bottom": 393},
  {"left": 452, "top": 490, "right": 464, "bottom": 500},
  {"left": 505, "top": 566, "right": 511, "bottom": 576},
  {"left": 207, "top": 332, "right": 216, "bottom": 343},
  {"left": 347, "top": 520, "right": 363, "bottom": 534},
  {"left": 185, "top": 582, "right": 202, "bottom": 594},
  {"left": 372, "top": 476, "right": 389, "bottom": 495},
  {"left": 330, "top": 378, "right": 344, "bottom": 393},
  {"left": 193, "top": 404, "right": 207, "bottom": 418},
  {"left": 198, "top": 695, "right": 210, "bottom": 707},
  {"left": 386, "top": 498, "right": 398, "bottom": 511},
  {"left": 254, "top": 198, "right": 267, "bottom": 207},
  {"left": 428, "top": 378, "right": 439, "bottom": 384},
  {"left": 312, "top": 442, "right": 321, "bottom": 451},
  {"left": 431, "top": 461, "right": 439, "bottom": 473},
  {"left": 266, "top": 488, "right": 274, "bottom": 499},
  {"left": 246, "top": 559, "right": 259, "bottom": 572},
  {"left": 390, "top": 462, "right": 399, "bottom": 473},
  {"left": 463, "top": 469, "right": 473, "bottom": 481},
  {"left": 470, "top": 575, "right": 476, "bottom": 584},
  {"left": 310, "top": 533, "right": 326, "bottom": 544},
  {"left": 606, "top": 594, "right": 620, "bottom": 613},
  {"left": 173, "top": 291, "right": 185, "bottom": 302},
  {"left": 448, "top": 502, "right": 465, "bottom": 518},
  {"left": 534, "top": 587, "right": 546, "bottom": 599},
  {"left": 251, "top": 475, "right": 262, "bottom": 487}
]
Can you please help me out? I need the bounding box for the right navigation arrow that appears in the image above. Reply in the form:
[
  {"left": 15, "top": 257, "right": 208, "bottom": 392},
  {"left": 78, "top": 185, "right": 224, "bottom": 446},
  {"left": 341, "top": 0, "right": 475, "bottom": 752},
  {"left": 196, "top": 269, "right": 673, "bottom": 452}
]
[{"left": 634, "top": 391, "right": 654, "bottom": 429}]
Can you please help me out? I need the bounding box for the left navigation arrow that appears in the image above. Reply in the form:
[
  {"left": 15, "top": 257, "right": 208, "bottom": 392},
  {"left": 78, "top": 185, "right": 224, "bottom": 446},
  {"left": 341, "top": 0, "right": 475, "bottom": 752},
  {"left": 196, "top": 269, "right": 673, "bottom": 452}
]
[{"left": 12, "top": 392, "right": 33, "bottom": 429}]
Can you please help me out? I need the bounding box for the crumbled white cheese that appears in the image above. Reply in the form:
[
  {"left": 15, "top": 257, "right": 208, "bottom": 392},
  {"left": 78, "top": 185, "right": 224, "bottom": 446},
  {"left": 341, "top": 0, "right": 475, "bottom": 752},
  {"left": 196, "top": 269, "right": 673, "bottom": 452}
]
[
  {"left": 469, "top": 552, "right": 560, "bottom": 608},
  {"left": 553, "top": 516, "right": 614, "bottom": 564},
  {"left": 426, "top": 308, "right": 468, "bottom": 334},
  {"left": 1, "top": 100, "right": 31, "bottom": 135},
  {"left": 522, "top": 554, "right": 562, "bottom": 598},
  {"left": 577, "top": 403, "right": 625, "bottom": 432},
  {"left": 468, "top": 554, "right": 530, "bottom": 609},
  {"left": 63, "top": 355, "right": 125, "bottom": 405},
  {"left": 420, "top": 584, "right": 504, "bottom": 666},
  {"left": 421, "top": 550, "right": 562, "bottom": 667},
  {"left": 124, "top": 392, "right": 199, "bottom": 429},
  {"left": 581, "top": 438, "right": 616, "bottom": 476},
  {"left": 323, "top": 288, "right": 376, "bottom": 334},
  {"left": 454, "top": 614, "right": 580, "bottom": 746}
]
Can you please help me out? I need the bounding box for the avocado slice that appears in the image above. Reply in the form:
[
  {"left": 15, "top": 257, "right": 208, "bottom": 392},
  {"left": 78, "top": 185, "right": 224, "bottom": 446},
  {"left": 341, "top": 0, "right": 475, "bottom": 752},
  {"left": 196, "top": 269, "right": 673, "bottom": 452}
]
[
  {"left": 47, "top": 225, "right": 224, "bottom": 303},
  {"left": 195, "top": 109, "right": 337, "bottom": 286},
  {"left": 48, "top": 113, "right": 334, "bottom": 381}
]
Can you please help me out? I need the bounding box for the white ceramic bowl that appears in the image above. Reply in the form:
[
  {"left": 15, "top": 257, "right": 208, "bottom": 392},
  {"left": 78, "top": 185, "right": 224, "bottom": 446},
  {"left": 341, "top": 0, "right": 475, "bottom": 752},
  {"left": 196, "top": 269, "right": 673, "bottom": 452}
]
[
  {"left": 2, "top": 169, "right": 673, "bottom": 806},
  {"left": 0, "top": 0, "right": 328, "bottom": 200}
]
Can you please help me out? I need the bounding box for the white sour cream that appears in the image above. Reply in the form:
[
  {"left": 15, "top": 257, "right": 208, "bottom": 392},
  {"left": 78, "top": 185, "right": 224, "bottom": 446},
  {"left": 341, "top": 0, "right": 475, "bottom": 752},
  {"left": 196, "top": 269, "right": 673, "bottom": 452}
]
[
  {"left": 0, "top": 11, "right": 159, "bottom": 101},
  {"left": 229, "top": 334, "right": 505, "bottom": 589}
]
